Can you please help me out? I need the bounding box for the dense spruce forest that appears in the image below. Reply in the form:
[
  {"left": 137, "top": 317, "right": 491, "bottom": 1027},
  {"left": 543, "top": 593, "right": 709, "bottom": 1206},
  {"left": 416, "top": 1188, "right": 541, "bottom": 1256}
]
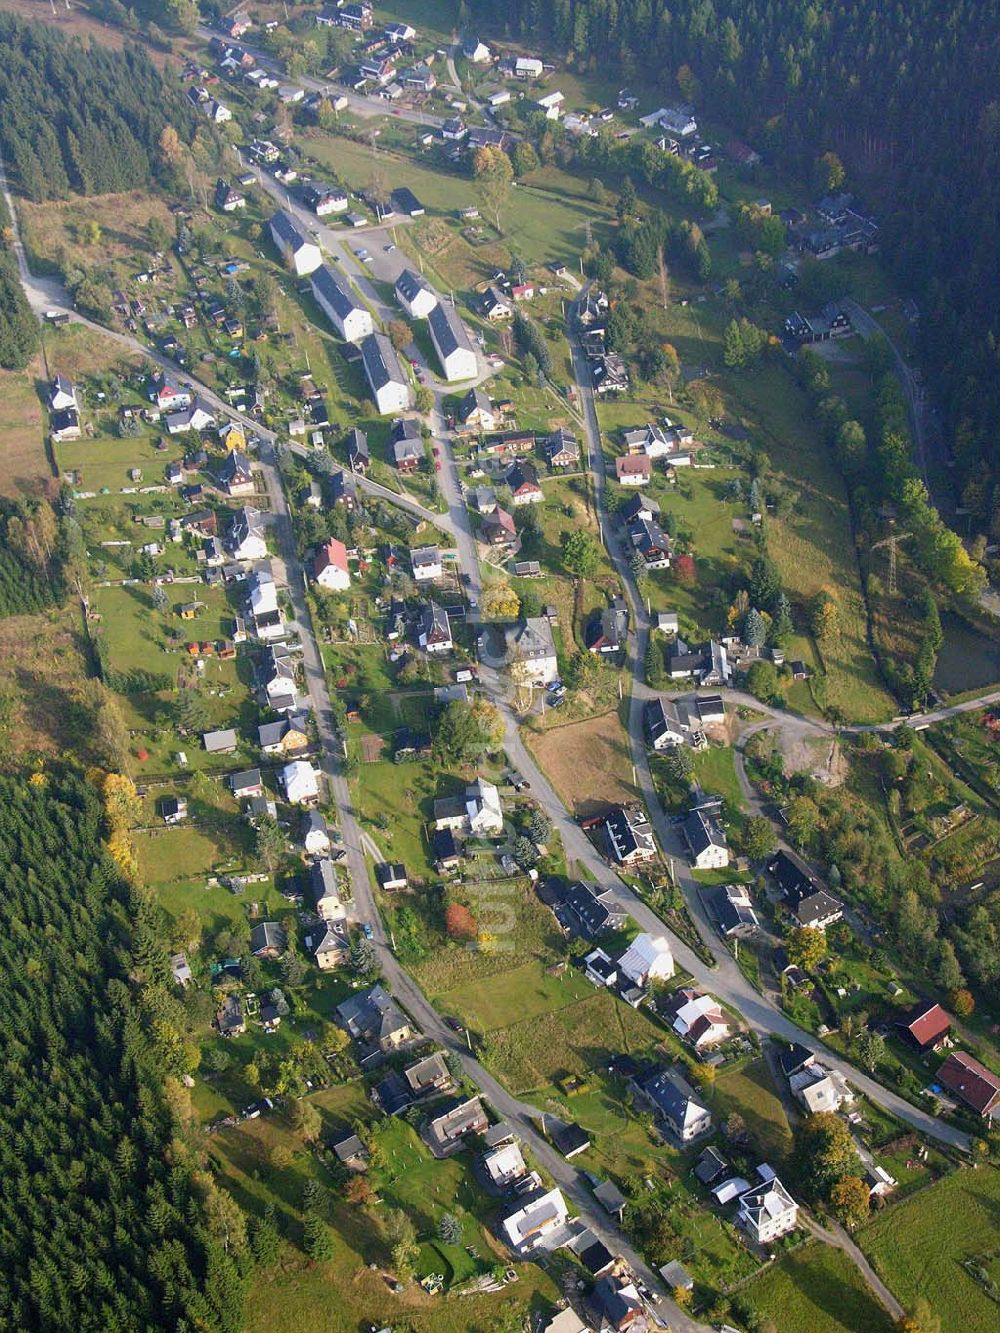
[
  {"left": 476, "top": 0, "right": 1000, "bottom": 536},
  {"left": 0, "top": 14, "right": 195, "bottom": 201},
  {"left": 0, "top": 772, "right": 248, "bottom": 1330}
]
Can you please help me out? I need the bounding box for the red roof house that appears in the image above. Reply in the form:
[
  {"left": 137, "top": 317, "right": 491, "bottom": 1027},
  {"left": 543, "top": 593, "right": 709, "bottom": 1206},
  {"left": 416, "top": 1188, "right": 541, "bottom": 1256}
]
[
  {"left": 937, "top": 1051, "right": 1000, "bottom": 1117},
  {"left": 897, "top": 1001, "right": 952, "bottom": 1053}
]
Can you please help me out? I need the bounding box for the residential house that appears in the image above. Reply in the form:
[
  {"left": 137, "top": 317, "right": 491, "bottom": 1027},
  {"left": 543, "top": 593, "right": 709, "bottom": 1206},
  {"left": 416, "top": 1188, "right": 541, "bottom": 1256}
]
[
  {"left": 683, "top": 808, "right": 729, "bottom": 869},
  {"left": 248, "top": 568, "right": 284, "bottom": 641},
  {"left": 217, "top": 994, "right": 246, "bottom": 1038},
  {"left": 505, "top": 459, "right": 543, "bottom": 505},
  {"left": 202, "top": 728, "right": 238, "bottom": 755},
  {"left": 258, "top": 643, "right": 298, "bottom": 712},
  {"left": 149, "top": 373, "right": 192, "bottom": 414},
  {"left": 346, "top": 426, "right": 370, "bottom": 472},
  {"left": 463, "top": 37, "right": 491, "bottom": 63},
  {"left": 458, "top": 386, "right": 497, "bottom": 433},
  {"left": 310, "top": 918, "right": 349, "bottom": 970},
  {"left": 897, "top": 1000, "right": 952, "bottom": 1054},
  {"left": 514, "top": 56, "right": 544, "bottom": 78},
  {"left": 671, "top": 990, "right": 730, "bottom": 1049},
  {"left": 376, "top": 862, "right": 408, "bottom": 891},
  {"left": 310, "top": 858, "right": 346, "bottom": 921},
  {"left": 466, "top": 778, "right": 504, "bottom": 835},
  {"left": 329, "top": 467, "right": 358, "bottom": 510},
  {"left": 792, "top": 889, "right": 844, "bottom": 930},
  {"left": 714, "top": 882, "right": 760, "bottom": 938},
  {"left": 403, "top": 1051, "right": 453, "bottom": 1100},
  {"left": 428, "top": 300, "right": 478, "bottom": 381},
  {"left": 480, "top": 285, "right": 513, "bottom": 321},
  {"left": 332, "top": 1133, "right": 369, "bottom": 1169},
  {"left": 554, "top": 881, "right": 626, "bottom": 938},
  {"left": 584, "top": 948, "right": 618, "bottom": 988},
  {"left": 361, "top": 331, "right": 413, "bottom": 414},
  {"left": 587, "top": 599, "right": 629, "bottom": 654},
  {"left": 160, "top": 795, "right": 188, "bottom": 825},
  {"left": 310, "top": 264, "right": 374, "bottom": 342},
  {"left": 620, "top": 492, "right": 660, "bottom": 524},
  {"left": 165, "top": 397, "right": 216, "bottom": 435},
  {"left": 481, "top": 505, "right": 518, "bottom": 547},
  {"left": 411, "top": 544, "right": 442, "bottom": 582},
  {"left": 314, "top": 537, "right": 351, "bottom": 592},
  {"left": 250, "top": 921, "right": 287, "bottom": 958},
  {"left": 49, "top": 374, "right": 78, "bottom": 413},
  {"left": 432, "top": 827, "right": 462, "bottom": 873},
  {"left": 593, "top": 353, "right": 630, "bottom": 395},
  {"left": 302, "top": 809, "right": 331, "bottom": 857},
  {"left": 336, "top": 984, "right": 415, "bottom": 1053},
  {"left": 228, "top": 506, "right": 268, "bottom": 561},
  {"left": 502, "top": 1188, "right": 569, "bottom": 1253},
  {"left": 577, "top": 288, "right": 609, "bottom": 327},
  {"left": 281, "top": 760, "right": 320, "bottom": 806},
  {"left": 268, "top": 209, "right": 322, "bottom": 276},
  {"left": 627, "top": 516, "right": 672, "bottom": 569},
  {"left": 937, "top": 1051, "right": 1000, "bottom": 1118},
  {"left": 394, "top": 267, "right": 438, "bottom": 319},
  {"left": 618, "top": 933, "right": 674, "bottom": 987},
  {"left": 737, "top": 1176, "right": 799, "bottom": 1244},
  {"left": 635, "top": 1067, "right": 712, "bottom": 1141},
  {"left": 778, "top": 1043, "right": 815, "bottom": 1079},
  {"left": 230, "top": 768, "right": 264, "bottom": 799},
  {"left": 503, "top": 617, "right": 558, "bottom": 684},
  {"left": 427, "top": 1096, "right": 489, "bottom": 1154},
  {"left": 418, "top": 601, "right": 452, "bottom": 653},
  {"left": 788, "top": 1064, "right": 854, "bottom": 1114},
  {"left": 591, "top": 1277, "right": 645, "bottom": 1332},
  {"left": 390, "top": 416, "right": 424, "bottom": 471},
  {"left": 303, "top": 184, "right": 349, "bottom": 216},
  {"left": 259, "top": 713, "right": 310, "bottom": 756},
  {"left": 216, "top": 178, "right": 246, "bottom": 212},
  {"left": 441, "top": 116, "right": 468, "bottom": 141},
  {"left": 218, "top": 450, "right": 255, "bottom": 497},
  {"left": 615, "top": 455, "right": 652, "bottom": 487},
  {"left": 539, "top": 427, "right": 580, "bottom": 468},
  {"left": 483, "top": 1141, "right": 527, "bottom": 1188},
  {"left": 645, "top": 698, "right": 686, "bottom": 750}
]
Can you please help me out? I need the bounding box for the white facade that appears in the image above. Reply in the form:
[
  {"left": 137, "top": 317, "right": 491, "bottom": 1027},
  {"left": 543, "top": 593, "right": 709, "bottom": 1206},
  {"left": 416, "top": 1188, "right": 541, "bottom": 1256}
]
[
  {"left": 314, "top": 538, "right": 351, "bottom": 592},
  {"left": 502, "top": 1188, "right": 568, "bottom": 1253},
  {"left": 428, "top": 301, "right": 478, "bottom": 383},
  {"left": 737, "top": 1178, "right": 798, "bottom": 1245},
  {"left": 466, "top": 779, "right": 503, "bottom": 835},
  {"left": 310, "top": 264, "right": 374, "bottom": 342},
  {"left": 269, "top": 211, "right": 322, "bottom": 276},
  {"left": 618, "top": 933, "right": 674, "bottom": 986},
  {"left": 282, "top": 760, "right": 320, "bottom": 805},
  {"left": 411, "top": 546, "right": 443, "bottom": 582}
]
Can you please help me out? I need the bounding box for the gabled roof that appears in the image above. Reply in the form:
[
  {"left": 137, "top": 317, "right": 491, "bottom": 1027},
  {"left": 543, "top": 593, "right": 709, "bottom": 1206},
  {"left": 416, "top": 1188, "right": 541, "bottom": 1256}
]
[
  {"left": 898, "top": 1000, "right": 951, "bottom": 1050},
  {"left": 505, "top": 459, "right": 540, "bottom": 493},
  {"left": 937, "top": 1051, "right": 1000, "bottom": 1115},
  {"left": 315, "top": 536, "right": 349, "bottom": 578},
  {"left": 684, "top": 808, "right": 727, "bottom": 856},
  {"left": 395, "top": 267, "right": 436, "bottom": 308},
  {"left": 428, "top": 299, "right": 475, "bottom": 359},
  {"left": 311, "top": 263, "right": 365, "bottom": 320},
  {"left": 361, "top": 331, "right": 408, "bottom": 391},
  {"left": 269, "top": 207, "right": 311, "bottom": 253}
]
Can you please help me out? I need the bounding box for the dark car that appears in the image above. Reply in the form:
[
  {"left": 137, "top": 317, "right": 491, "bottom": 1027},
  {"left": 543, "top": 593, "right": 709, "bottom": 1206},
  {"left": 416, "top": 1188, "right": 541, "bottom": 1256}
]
[{"left": 444, "top": 1016, "right": 463, "bottom": 1032}]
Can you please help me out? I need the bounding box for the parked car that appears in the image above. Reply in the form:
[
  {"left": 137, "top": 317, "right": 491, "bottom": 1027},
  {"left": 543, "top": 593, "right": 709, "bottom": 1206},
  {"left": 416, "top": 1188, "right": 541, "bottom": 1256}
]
[
  {"left": 362, "top": 922, "right": 374, "bottom": 939},
  {"left": 444, "top": 1016, "right": 463, "bottom": 1032}
]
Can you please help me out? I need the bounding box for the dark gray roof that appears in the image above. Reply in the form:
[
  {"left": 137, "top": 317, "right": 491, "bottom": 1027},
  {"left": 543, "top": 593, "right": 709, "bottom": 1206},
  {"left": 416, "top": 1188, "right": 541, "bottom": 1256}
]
[
  {"left": 395, "top": 267, "right": 436, "bottom": 306},
  {"left": 361, "top": 331, "right": 407, "bottom": 391},
  {"left": 269, "top": 208, "right": 309, "bottom": 252},
  {"left": 428, "top": 299, "right": 474, "bottom": 359},
  {"left": 311, "top": 262, "right": 364, "bottom": 320}
]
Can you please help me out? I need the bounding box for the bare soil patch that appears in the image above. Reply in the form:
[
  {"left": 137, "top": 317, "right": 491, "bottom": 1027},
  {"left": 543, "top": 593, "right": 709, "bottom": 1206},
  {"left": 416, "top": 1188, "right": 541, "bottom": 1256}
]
[{"left": 527, "top": 709, "right": 638, "bottom": 817}]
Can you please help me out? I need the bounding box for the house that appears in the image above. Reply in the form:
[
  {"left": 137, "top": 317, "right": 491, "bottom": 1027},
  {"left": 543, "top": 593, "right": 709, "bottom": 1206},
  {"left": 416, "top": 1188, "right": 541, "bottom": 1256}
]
[
  {"left": 618, "top": 933, "right": 674, "bottom": 987},
  {"left": 441, "top": 116, "right": 468, "bottom": 141},
  {"left": 793, "top": 889, "right": 844, "bottom": 931},
  {"left": 376, "top": 862, "right": 408, "bottom": 891},
  {"left": 218, "top": 450, "right": 255, "bottom": 497},
  {"left": 160, "top": 795, "right": 188, "bottom": 825},
  {"left": 170, "top": 952, "right": 193, "bottom": 987},
  {"left": 427, "top": 1096, "right": 489, "bottom": 1154},
  {"left": 259, "top": 714, "right": 310, "bottom": 756},
  {"left": 514, "top": 56, "right": 544, "bottom": 79},
  {"left": 778, "top": 1042, "right": 815, "bottom": 1079},
  {"left": 390, "top": 416, "right": 424, "bottom": 472},
  {"left": 385, "top": 20, "right": 416, "bottom": 40},
  {"left": 391, "top": 186, "right": 426, "bottom": 216},
  {"left": 694, "top": 1145, "right": 729, "bottom": 1186},
  {"left": 502, "top": 1188, "right": 569, "bottom": 1253},
  {"left": 310, "top": 264, "right": 374, "bottom": 342},
  {"left": 937, "top": 1051, "right": 1000, "bottom": 1118},
  {"left": 215, "top": 178, "right": 246, "bottom": 212},
  {"left": 715, "top": 883, "right": 760, "bottom": 938},
  {"left": 897, "top": 1000, "right": 952, "bottom": 1054},
  {"left": 311, "top": 859, "right": 346, "bottom": 921},
  {"left": 411, "top": 545, "right": 442, "bottom": 583},
  {"left": 336, "top": 984, "right": 415, "bottom": 1053},
  {"left": 555, "top": 881, "right": 626, "bottom": 938},
  {"left": 584, "top": 947, "right": 618, "bottom": 988},
  {"left": 615, "top": 455, "right": 652, "bottom": 487},
  {"left": 539, "top": 427, "right": 580, "bottom": 469},
  {"left": 217, "top": 994, "right": 246, "bottom": 1038},
  {"left": 481, "top": 505, "right": 518, "bottom": 547},
  {"left": 418, "top": 601, "right": 452, "bottom": 653},
  {"left": 592, "top": 1277, "right": 645, "bottom": 1332},
  {"left": 404, "top": 1050, "right": 453, "bottom": 1099},
  {"left": 268, "top": 209, "right": 322, "bottom": 276},
  {"left": 245, "top": 793, "right": 278, "bottom": 824},
  {"left": 428, "top": 300, "right": 478, "bottom": 382},
  {"left": 203, "top": 728, "right": 238, "bottom": 755},
  {"left": 788, "top": 1064, "right": 854, "bottom": 1114},
  {"left": 281, "top": 760, "right": 320, "bottom": 805},
  {"left": 503, "top": 459, "right": 543, "bottom": 506},
  {"left": 314, "top": 537, "right": 351, "bottom": 592},
  {"left": 503, "top": 617, "right": 558, "bottom": 684},
  {"left": 250, "top": 921, "right": 287, "bottom": 959},
  {"left": 671, "top": 991, "right": 730, "bottom": 1049},
  {"left": 737, "top": 1176, "right": 798, "bottom": 1244},
  {"left": 49, "top": 374, "right": 78, "bottom": 412},
  {"left": 394, "top": 267, "right": 438, "bottom": 319},
  {"left": 466, "top": 779, "right": 503, "bottom": 835},
  {"left": 459, "top": 386, "right": 497, "bottom": 433},
  {"left": 627, "top": 517, "right": 672, "bottom": 569},
  {"left": 645, "top": 698, "right": 686, "bottom": 750},
  {"left": 480, "top": 285, "right": 513, "bottom": 321},
  {"left": 310, "top": 919, "right": 350, "bottom": 970},
  {"left": 587, "top": 599, "right": 629, "bottom": 654},
  {"left": 635, "top": 1067, "right": 711, "bottom": 1141},
  {"left": 230, "top": 768, "right": 264, "bottom": 799},
  {"left": 326, "top": 467, "right": 356, "bottom": 511},
  {"left": 463, "top": 37, "right": 491, "bottom": 63},
  {"left": 593, "top": 353, "right": 630, "bottom": 395},
  {"left": 346, "top": 427, "right": 370, "bottom": 472},
  {"left": 302, "top": 184, "right": 349, "bottom": 216},
  {"left": 258, "top": 643, "right": 298, "bottom": 712},
  {"left": 683, "top": 808, "right": 729, "bottom": 870},
  {"left": 165, "top": 398, "right": 216, "bottom": 435},
  {"left": 228, "top": 506, "right": 267, "bottom": 561},
  {"left": 150, "top": 373, "right": 192, "bottom": 414},
  {"left": 50, "top": 406, "right": 82, "bottom": 442},
  {"left": 483, "top": 1141, "right": 527, "bottom": 1188},
  {"left": 432, "top": 827, "right": 462, "bottom": 873},
  {"left": 361, "top": 332, "right": 412, "bottom": 414},
  {"left": 332, "top": 1134, "right": 369, "bottom": 1170},
  {"left": 302, "top": 809, "right": 331, "bottom": 857},
  {"left": 248, "top": 568, "right": 285, "bottom": 641}
]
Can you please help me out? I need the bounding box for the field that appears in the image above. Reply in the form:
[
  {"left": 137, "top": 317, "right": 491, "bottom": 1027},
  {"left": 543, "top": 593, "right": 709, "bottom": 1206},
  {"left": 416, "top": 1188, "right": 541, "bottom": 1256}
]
[
  {"left": 710, "top": 1058, "right": 794, "bottom": 1165},
  {"left": 692, "top": 746, "right": 743, "bottom": 812},
  {"left": 744, "top": 1243, "right": 895, "bottom": 1333},
  {"left": 0, "top": 604, "right": 95, "bottom": 761},
  {"left": 858, "top": 1165, "right": 1000, "bottom": 1333},
  {"left": 434, "top": 958, "right": 596, "bottom": 1028},
  {"left": 526, "top": 710, "right": 637, "bottom": 817},
  {"left": 19, "top": 190, "right": 176, "bottom": 279},
  {"left": 0, "top": 355, "right": 50, "bottom": 498}
]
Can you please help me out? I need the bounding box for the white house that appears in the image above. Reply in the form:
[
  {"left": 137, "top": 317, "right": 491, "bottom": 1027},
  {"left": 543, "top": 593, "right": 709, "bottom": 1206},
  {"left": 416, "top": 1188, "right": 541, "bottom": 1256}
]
[
  {"left": 248, "top": 569, "right": 285, "bottom": 641},
  {"left": 150, "top": 374, "right": 191, "bottom": 414},
  {"left": 361, "top": 331, "right": 413, "bottom": 414},
  {"left": 228, "top": 506, "right": 268, "bottom": 562},
  {"left": 410, "top": 545, "right": 442, "bottom": 582},
  {"left": 311, "top": 858, "right": 346, "bottom": 920},
  {"left": 428, "top": 300, "right": 478, "bottom": 382},
  {"left": 463, "top": 38, "right": 491, "bottom": 63},
  {"left": 505, "top": 617, "right": 558, "bottom": 685},
  {"left": 683, "top": 808, "right": 730, "bottom": 870},
  {"left": 466, "top": 778, "right": 503, "bottom": 836},
  {"left": 514, "top": 56, "right": 544, "bottom": 79},
  {"left": 645, "top": 698, "right": 687, "bottom": 750},
  {"left": 737, "top": 1176, "right": 798, "bottom": 1245},
  {"left": 618, "top": 933, "right": 674, "bottom": 987},
  {"left": 417, "top": 601, "right": 452, "bottom": 653},
  {"left": 302, "top": 810, "right": 331, "bottom": 857},
  {"left": 49, "top": 374, "right": 78, "bottom": 412},
  {"left": 502, "top": 1188, "right": 568, "bottom": 1253},
  {"left": 313, "top": 536, "right": 351, "bottom": 592},
  {"left": 788, "top": 1064, "right": 855, "bottom": 1114},
  {"left": 394, "top": 268, "right": 439, "bottom": 320},
  {"left": 483, "top": 1142, "right": 527, "bottom": 1188},
  {"left": 282, "top": 760, "right": 320, "bottom": 805},
  {"left": 536, "top": 90, "right": 564, "bottom": 119},
  {"left": 672, "top": 992, "right": 730, "bottom": 1049},
  {"left": 165, "top": 397, "right": 216, "bottom": 435},
  {"left": 310, "top": 264, "right": 373, "bottom": 342},
  {"left": 269, "top": 208, "right": 322, "bottom": 276}
]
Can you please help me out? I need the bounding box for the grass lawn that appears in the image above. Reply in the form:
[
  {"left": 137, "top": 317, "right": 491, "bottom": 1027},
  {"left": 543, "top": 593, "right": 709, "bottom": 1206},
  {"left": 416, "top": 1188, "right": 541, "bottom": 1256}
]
[
  {"left": 0, "top": 605, "right": 93, "bottom": 761},
  {"left": 135, "top": 818, "right": 255, "bottom": 889},
  {"left": 710, "top": 1058, "right": 794, "bottom": 1166},
  {"left": 744, "top": 1242, "right": 894, "bottom": 1333},
  {"left": 692, "top": 745, "right": 743, "bottom": 811},
  {"left": 526, "top": 709, "right": 638, "bottom": 818},
  {"left": 0, "top": 354, "right": 50, "bottom": 498},
  {"left": 858, "top": 1166, "right": 1000, "bottom": 1333},
  {"left": 350, "top": 755, "right": 457, "bottom": 881},
  {"left": 436, "top": 959, "right": 597, "bottom": 1029}
]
